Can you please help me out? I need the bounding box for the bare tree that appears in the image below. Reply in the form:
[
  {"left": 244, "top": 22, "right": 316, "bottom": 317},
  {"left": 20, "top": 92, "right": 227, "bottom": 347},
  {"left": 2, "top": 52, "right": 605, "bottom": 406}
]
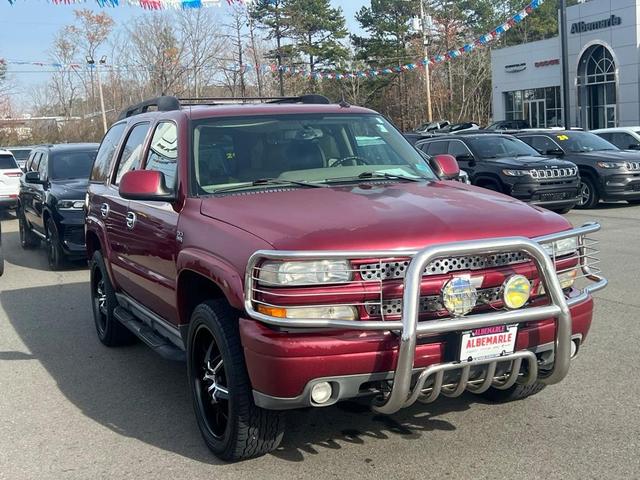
[{"left": 48, "top": 32, "right": 82, "bottom": 117}]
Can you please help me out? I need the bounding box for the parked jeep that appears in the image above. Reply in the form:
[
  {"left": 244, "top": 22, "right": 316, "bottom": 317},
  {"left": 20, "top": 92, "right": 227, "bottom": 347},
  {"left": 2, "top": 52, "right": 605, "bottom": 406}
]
[
  {"left": 515, "top": 130, "right": 640, "bottom": 208},
  {"left": 415, "top": 134, "right": 581, "bottom": 213},
  {"left": 18, "top": 143, "right": 99, "bottom": 269},
  {"left": 86, "top": 95, "right": 606, "bottom": 461}
]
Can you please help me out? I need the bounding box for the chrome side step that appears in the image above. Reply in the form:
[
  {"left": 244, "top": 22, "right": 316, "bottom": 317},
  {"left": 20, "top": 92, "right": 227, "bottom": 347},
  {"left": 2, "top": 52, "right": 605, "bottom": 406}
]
[{"left": 114, "top": 306, "right": 185, "bottom": 362}]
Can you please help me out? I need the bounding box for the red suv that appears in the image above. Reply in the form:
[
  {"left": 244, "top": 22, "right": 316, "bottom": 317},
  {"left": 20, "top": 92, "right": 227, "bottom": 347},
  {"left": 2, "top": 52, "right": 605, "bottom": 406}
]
[{"left": 85, "top": 95, "right": 607, "bottom": 461}]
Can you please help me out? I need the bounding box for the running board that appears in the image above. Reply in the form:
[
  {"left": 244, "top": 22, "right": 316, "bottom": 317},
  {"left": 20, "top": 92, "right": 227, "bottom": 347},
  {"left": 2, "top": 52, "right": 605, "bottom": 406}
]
[{"left": 114, "top": 306, "right": 185, "bottom": 362}]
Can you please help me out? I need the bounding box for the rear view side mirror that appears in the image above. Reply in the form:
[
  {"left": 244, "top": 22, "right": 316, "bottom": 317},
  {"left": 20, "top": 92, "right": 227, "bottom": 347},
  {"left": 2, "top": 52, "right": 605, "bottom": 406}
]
[
  {"left": 119, "top": 170, "right": 175, "bottom": 202},
  {"left": 24, "top": 171, "right": 45, "bottom": 184},
  {"left": 432, "top": 154, "right": 461, "bottom": 180}
]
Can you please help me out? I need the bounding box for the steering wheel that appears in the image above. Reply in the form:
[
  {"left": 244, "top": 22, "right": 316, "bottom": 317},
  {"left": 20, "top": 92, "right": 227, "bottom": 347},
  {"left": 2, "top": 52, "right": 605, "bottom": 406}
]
[{"left": 330, "top": 156, "right": 372, "bottom": 167}]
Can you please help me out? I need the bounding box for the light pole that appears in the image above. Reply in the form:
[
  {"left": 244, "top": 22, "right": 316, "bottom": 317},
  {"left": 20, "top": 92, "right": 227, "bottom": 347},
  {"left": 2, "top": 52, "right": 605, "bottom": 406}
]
[
  {"left": 87, "top": 55, "right": 108, "bottom": 134},
  {"left": 419, "top": 0, "right": 433, "bottom": 122},
  {"left": 559, "top": 0, "right": 571, "bottom": 129}
]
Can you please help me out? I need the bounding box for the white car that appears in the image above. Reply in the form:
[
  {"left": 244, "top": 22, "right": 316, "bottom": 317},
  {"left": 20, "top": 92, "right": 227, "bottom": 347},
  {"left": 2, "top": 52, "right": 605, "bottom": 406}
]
[
  {"left": 591, "top": 127, "right": 640, "bottom": 151},
  {"left": 0, "top": 149, "right": 22, "bottom": 209}
]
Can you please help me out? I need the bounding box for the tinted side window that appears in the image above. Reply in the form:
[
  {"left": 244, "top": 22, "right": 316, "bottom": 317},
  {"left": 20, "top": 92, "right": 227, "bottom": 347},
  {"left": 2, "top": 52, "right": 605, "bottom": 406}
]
[
  {"left": 37, "top": 154, "right": 48, "bottom": 179},
  {"left": 145, "top": 122, "right": 178, "bottom": 189},
  {"left": 597, "top": 132, "right": 612, "bottom": 143},
  {"left": 91, "top": 123, "right": 126, "bottom": 183},
  {"left": 612, "top": 132, "right": 638, "bottom": 149},
  {"left": 426, "top": 141, "right": 448, "bottom": 155},
  {"left": 28, "top": 152, "right": 41, "bottom": 172},
  {"left": 448, "top": 141, "right": 472, "bottom": 158},
  {"left": 529, "top": 136, "right": 558, "bottom": 153},
  {"left": 113, "top": 123, "right": 150, "bottom": 185}
]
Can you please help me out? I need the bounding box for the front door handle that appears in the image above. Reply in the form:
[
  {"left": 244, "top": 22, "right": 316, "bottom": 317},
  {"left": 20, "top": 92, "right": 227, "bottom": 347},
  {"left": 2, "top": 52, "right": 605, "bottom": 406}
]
[
  {"left": 126, "top": 211, "right": 137, "bottom": 230},
  {"left": 100, "top": 203, "right": 110, "bottom": 219}
]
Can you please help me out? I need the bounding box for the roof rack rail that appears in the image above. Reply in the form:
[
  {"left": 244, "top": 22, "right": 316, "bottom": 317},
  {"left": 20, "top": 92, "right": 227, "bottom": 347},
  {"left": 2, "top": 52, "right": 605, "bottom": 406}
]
[
  {"left": 178, "top": 94, "right": 331, "bottom": 106},
  {"left": 117, "top": 96, "right": 181, "bottom": 120}
]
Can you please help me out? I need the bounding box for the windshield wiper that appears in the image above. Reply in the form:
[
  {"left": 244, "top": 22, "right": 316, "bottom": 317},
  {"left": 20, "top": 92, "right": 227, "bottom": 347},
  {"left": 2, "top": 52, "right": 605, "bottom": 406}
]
[
  {"left": 213, "top": 177, "right": 326, "bottom": 194},
  {"left": 324, "top": 171, "right": 424, "bottom": 184}
]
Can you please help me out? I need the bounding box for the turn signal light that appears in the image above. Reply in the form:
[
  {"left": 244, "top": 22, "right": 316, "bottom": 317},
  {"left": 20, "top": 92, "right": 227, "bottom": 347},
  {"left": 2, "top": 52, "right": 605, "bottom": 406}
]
[{"left": 257, "top": 305, "right": 287, "bottom": 318}]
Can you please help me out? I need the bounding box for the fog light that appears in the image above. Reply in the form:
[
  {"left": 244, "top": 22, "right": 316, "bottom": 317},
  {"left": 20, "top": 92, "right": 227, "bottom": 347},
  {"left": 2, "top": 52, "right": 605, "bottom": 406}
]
[
  {"left": 311, "top": 382, "right": 333, "bottom": 404},
  {"left": 441, "top": 275, "right": 478, "bottom": 317},
  {"left": 571, "top": 339, "right": 579, "bottom": 358},
  {"left": 502, "top": 274, "right": 531, "bottom": 309}
]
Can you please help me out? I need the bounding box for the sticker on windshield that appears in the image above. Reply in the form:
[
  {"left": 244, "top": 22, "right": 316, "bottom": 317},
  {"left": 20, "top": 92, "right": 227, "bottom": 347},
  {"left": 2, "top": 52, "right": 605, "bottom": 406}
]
[{"left": 557, "top": 135, "right": 569, "bottom": 141}]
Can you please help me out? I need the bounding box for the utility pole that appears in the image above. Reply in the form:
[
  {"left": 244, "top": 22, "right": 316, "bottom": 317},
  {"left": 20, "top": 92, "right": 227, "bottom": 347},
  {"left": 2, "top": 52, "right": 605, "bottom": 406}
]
[
  {"left": 420, "top": 0, "right": 433, "bottom": 122},
  {"left": 560, "top": 0, "right": 571, "bottom": 128},
  {"left": 87, "top": 55, "right": 108, "bottom": 134}
]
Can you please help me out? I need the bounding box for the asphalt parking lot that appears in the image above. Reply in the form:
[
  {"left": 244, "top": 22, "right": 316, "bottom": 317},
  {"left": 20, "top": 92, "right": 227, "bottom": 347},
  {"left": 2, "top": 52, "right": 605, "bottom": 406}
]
[{"left": 1, "top": 205, "right": 639, "bottom": 480}]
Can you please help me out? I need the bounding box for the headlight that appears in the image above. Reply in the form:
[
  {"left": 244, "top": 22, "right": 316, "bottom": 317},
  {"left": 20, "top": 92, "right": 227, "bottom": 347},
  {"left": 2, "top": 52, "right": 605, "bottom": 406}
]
[
  {"left": 58, "top": 200, "right": 85, "bottom": 210},
  {"left": 596, "top": 161, "right": 625, "bottom": 169},
  {"left": 257, "top": 304, "right": 357, "bottom": 320},
  {"left": 502, "top": 169, "right": 533, "bottom": 177},
  {"left": 542, "top": 236, "right": 578, "bottom": 257},
  {"left": 258, "top": 260, "right": 352, "bottom": 286}
]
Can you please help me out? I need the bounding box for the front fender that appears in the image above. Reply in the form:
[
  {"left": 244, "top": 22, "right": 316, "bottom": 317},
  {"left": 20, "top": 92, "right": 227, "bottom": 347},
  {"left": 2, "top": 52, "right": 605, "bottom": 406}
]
[{"left": 177, "top": 247, "right": 245, "bottom": 310}]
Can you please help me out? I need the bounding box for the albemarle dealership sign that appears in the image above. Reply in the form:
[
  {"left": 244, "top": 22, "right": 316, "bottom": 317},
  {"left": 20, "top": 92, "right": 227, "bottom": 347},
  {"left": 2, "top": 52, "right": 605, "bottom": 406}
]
[{"left": 571, "top": 15, "right": 621, "bottom": 34}]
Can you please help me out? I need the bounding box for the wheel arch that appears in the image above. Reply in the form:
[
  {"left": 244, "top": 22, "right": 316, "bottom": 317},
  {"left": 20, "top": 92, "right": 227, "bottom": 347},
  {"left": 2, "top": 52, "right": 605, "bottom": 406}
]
[{"left": 474, "top": 173, "right": 505, "bottom": 192}]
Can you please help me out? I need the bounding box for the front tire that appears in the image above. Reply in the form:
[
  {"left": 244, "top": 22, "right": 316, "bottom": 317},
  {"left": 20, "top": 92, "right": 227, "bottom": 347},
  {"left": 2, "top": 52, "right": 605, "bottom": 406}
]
[
  {"left": 551, "top": 207, "right": 572, "bottom": 214},
  {"left": 46, "top": 219, "right": 65, "bottom": 270},
  {"left": 187, "top": 300, "right": 284, "bottom": 461},
  {"left": 576, "top": 177, "right": 600, "bottom": 209},
  {"left": 90, "top": 250, "right": 135, "bottom": 346}
]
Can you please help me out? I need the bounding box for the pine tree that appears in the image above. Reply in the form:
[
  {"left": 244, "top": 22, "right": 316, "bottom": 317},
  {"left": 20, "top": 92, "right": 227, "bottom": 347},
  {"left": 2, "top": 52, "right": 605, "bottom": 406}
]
[{"left": 288, "top": 0, "right": 349, "bottom": 78}]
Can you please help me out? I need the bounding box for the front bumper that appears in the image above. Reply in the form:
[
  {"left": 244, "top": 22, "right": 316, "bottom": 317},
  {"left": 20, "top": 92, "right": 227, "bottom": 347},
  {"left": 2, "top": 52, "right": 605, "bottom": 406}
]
[
  {"left": 599, "top": 172, "right": 640, "bottom": 200},
  {"left": 243, "top": 223, "right": 606, "bottom": 413},
  {"left": 508, "top": 180, "right": 580, "bottom": 209},
  {"left": 56, "top": 213, "right": 86, "bottom": 257},
  {"left": 0, "top": 194, "right": 18, "bottom": 208}
]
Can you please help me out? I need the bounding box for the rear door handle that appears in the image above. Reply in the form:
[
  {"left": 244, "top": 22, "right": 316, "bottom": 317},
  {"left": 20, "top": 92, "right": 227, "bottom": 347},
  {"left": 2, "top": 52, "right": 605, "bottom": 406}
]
[
  {"left": 100, "top": 203, "right": 110, "bottom": 218},
  {"left": 126, "top": 211, "right": 137, "bottom": 230}
]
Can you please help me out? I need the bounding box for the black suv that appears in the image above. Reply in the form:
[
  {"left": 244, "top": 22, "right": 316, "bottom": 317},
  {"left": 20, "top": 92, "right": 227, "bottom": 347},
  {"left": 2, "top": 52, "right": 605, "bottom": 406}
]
[
  {"left": 486, "top": 120, "right": 531, "bottom": 131},
  {"left": 515, "top": 130, "right": 640, "bottom": 208},
  {"left": 18, "top": 143, "right": 98, "bottom": 269},
  {"left": 415, "top": 133, "right": 580, "bottom": 213}
]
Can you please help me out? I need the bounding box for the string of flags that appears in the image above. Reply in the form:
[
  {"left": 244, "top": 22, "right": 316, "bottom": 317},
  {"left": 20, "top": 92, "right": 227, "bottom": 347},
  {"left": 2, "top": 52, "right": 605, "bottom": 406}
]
[
  {"left": 5, "top": 0, "right": 252, "bottom": 8},
  {"left": 1, "top": 0, "right": 544, "bottom": 80}
]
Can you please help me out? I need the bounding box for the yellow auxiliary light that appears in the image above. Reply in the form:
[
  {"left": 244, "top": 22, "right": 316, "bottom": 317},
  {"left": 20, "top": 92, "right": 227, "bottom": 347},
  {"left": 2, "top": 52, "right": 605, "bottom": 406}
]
[
  {"left": 502, "top": 275, "right": 531, "bottom": 310},
  {"left": 442, "top": 275, "right": 478, "bottom": 317}
]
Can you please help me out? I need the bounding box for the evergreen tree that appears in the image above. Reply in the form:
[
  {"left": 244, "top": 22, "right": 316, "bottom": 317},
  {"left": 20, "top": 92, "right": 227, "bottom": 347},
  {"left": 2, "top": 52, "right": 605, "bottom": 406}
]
[
  {"left": 288, "top": 0, "right": 349, "bottom": 76},
  {"left": 250, "top": 0, "right": 293, "bottom": 95}
]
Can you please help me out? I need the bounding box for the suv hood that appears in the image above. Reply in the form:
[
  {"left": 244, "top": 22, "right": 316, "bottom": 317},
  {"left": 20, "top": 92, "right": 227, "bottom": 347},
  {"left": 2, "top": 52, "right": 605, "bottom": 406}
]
[
  {"left": 49, "top": 178, "right": 89, "bottom": 199},
  {"left": 487, "top": 155, "right": 576, "bottom": 169},
  {"left": 200, "top": 181, "right": 571, "bottom": 251}
]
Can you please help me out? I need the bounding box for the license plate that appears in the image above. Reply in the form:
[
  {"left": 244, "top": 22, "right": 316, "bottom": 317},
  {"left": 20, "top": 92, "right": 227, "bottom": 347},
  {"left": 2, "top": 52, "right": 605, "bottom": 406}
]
[{"left": 459, "top": 325, "right": 518, "bottom": 362}]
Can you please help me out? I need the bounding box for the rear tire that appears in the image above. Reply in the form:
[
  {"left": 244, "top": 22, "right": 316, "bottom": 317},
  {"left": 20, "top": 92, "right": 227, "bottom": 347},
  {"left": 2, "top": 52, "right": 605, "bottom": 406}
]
[
  {"left": 46, "top": 219, "right": 65, "bottom": 270},
  {"left": 18, "top": 208, "right": 39, "bottom": 249},
  {"left": 90, "top": 250, "right": 135, "bottom": 347},
  {"left": 187, "top": 300, "right": 284, "bottom": 461},
  {"left": 481, "top": 381, "right": 546, "bottom": 402},
  {"left": 576, "top": 177, "right": 600, "bottom": 209}
]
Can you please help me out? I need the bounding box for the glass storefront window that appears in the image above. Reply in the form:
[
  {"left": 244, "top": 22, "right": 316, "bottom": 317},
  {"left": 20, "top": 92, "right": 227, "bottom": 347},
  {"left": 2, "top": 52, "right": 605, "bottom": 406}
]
[{"left": 503, "top": 86, "right": 561, "bottom": 128}]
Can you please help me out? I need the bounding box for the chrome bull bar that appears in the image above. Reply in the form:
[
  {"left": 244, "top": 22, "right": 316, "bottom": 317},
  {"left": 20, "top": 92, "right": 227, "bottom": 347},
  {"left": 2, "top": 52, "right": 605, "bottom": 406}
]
[{"left": 244, "top": 223, "right": 607, "bottom": 415}]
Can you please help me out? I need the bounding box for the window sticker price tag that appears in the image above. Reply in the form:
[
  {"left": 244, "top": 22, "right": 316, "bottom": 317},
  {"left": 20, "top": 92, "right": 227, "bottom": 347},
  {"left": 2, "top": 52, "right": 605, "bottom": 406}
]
[{"left": 557, "top": 135, "right": 569, "bottom": 141}]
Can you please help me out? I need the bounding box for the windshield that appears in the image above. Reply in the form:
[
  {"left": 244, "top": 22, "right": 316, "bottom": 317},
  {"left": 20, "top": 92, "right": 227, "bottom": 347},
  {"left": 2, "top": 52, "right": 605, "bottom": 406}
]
[
  {"left": 191, "top": 113, "right": 436, "bottom": 193},
  {"left": 50, "top": 151, "right": 97, "bottom": 180},
  {"left": 553, "top": 132, "right": 618, "bottom": 153},
  {"left": 0, "top": 154, "right": 18, "bottom": 169},
  {"left": 465, "top": 136, "right": 540, "bottom": 159}
]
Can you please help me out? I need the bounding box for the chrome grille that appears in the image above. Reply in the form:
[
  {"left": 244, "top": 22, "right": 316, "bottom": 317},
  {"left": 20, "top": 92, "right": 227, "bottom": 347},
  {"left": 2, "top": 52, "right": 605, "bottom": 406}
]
[
  {"left": 359, "top": 252, "right": 528, "bottom": 281},
  {"left": 626, "top": 161, "right": 640, "bottom": 171},
  {"left": 531, "top": 167, "right": 577, "bottom": 179},
  {"left": 365, "top": 287, "right": 503, "bottom": 317}
]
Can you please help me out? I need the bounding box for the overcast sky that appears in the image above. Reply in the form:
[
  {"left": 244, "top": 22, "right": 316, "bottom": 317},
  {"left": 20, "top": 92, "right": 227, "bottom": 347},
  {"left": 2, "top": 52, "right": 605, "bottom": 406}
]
[{"left": 0, "top": 1, "right": 367, "bottom": 98}]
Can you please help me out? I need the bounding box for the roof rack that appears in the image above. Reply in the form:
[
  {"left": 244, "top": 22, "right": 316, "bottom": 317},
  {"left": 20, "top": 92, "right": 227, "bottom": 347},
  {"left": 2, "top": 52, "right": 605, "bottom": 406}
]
[
  {"left": 117, "top": 96, "right": 181, "bottom": 120},
  {"left": 178, "top": 94, "right": 331, "bottom": 106},
  {"left": 117, "top": 94, "right": 332, "bottom": 120}
]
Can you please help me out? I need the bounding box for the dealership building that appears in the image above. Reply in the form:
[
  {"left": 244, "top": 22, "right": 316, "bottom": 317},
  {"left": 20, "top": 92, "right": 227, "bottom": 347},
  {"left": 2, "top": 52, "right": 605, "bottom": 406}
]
[{"left": 491, "top": 0, "right": 640, "bottom": 129}]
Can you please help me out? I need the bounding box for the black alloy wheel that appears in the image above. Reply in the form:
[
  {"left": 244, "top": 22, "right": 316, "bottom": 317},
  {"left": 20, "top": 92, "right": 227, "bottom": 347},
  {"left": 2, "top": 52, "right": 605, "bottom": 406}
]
[{"left": 576, "top": 177, "right": 599, "bottom": 209}]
